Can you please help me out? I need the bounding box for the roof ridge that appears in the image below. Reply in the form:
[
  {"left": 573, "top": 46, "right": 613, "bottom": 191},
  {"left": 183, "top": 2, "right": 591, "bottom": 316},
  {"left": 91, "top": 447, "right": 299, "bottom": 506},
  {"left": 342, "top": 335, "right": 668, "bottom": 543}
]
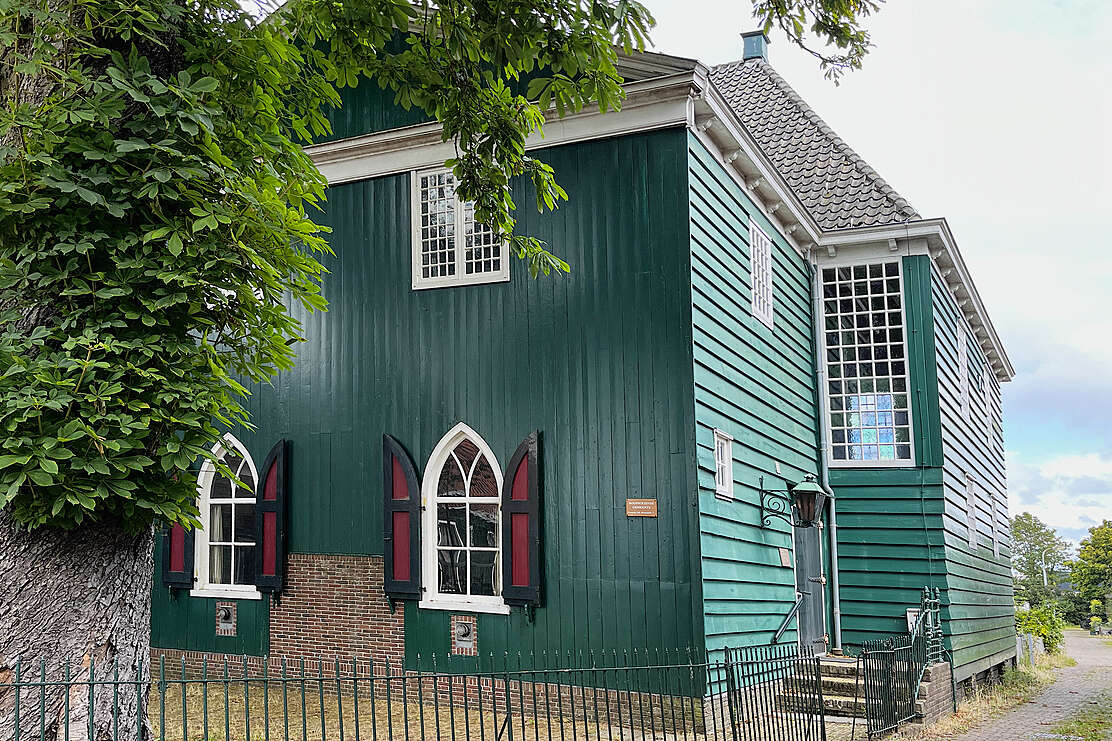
[{"left": 746, "top": 59, "right": 918, "bottom": 220}]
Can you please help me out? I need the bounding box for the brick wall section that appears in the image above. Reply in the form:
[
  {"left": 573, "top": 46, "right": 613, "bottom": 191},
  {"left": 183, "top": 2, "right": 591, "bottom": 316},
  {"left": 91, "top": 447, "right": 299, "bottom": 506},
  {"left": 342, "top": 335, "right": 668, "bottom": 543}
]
[
  {"left": 913, "top": 661, "right": 955, "bottom": 726},
  {"left": 270, "top": 554, "right": 405, "bottom": 666}
]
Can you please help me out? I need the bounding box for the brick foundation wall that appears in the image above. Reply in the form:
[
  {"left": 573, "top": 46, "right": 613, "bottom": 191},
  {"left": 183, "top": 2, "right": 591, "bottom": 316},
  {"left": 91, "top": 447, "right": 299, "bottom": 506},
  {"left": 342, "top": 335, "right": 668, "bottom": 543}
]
[
  {"left": 270, "top": 554, "right": 405, "bottom": 666},
  {"left": 913, "top": 661, "right": 954, "bottom": 726},
  {"left": 153, "top": 554, "right": 405, "bottom": 677}
]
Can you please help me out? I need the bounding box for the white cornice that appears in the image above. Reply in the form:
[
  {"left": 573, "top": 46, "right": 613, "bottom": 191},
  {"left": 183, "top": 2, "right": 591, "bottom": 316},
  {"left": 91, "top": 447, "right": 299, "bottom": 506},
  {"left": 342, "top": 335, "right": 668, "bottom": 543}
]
[
  {"left": 817, "top": 219, "right": 1014, "bottom": 382},
  {"left": 306, "top": 73, "right": 697, "bottom": 186}
]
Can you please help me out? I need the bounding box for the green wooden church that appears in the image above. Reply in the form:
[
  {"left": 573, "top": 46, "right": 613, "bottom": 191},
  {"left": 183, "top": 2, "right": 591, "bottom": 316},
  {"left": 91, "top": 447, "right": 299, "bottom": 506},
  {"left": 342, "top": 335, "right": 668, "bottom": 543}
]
[{"left": 151, "top": 31, "right": 1016, "bottom": 689}]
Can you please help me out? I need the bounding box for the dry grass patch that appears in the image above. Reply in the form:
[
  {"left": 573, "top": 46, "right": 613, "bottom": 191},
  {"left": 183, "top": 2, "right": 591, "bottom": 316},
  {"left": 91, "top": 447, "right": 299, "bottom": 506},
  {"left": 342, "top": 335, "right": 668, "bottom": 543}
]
[{"left": 896, "top": 652, "right": 1076, "bottom": 740}]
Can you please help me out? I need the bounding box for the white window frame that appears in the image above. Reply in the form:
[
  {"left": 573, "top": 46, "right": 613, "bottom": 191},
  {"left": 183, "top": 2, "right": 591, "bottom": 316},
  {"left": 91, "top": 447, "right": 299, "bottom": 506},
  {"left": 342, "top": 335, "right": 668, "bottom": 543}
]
[
  {"left": 411, "top": 169, "right": 510, "bottom": 291},
  {"left": 749, "top": 222, "right": 775, "bottom": 329},
  {"left": 818, "top": 258, "right": 916, "bottom": 468},
  {"left": 420, "top": 423, "right": 510, "bottom": 615},
  {"left": 958, "top": 333, "right": 971, "bottom": 419},
  {"left": 964, "top": 475, "right": 978, "bottom": 549},
  {"left": 991, "top": 495, "right": 1000, "bottom": 558},
  {"left": 713, "top": 430, "right": 734, "bottom": 501},
  {"left": 192, "top": 434, "right": 263, "bottom": 600}
]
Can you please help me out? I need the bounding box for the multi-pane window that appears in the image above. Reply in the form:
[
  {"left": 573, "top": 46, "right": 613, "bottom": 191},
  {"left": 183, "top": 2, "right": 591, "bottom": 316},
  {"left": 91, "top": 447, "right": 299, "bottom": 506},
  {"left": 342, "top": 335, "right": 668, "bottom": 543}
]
[
  {"left": 197, "top": 436, "right": 258, "bottom": 593},
  {"left": 958, "top": 334, "right": 970, "bottom": 418},
  {"left": 822, "top": 262, "right": 913, "bottom": 463},
  {"left": 965, "top": 476, "right": 978, "bottom": 548},
  {"left": 425, "top": 428, "right": 504, "bottom": 609},
  {"left": 713, "top": 430, "right": 733, "bottom": 500},
  {"left": 750, "top": 223, "right": 774, "bottom": 328},
  {"left": 991, "top": 496, "right": 1000, "bottom": 557},
  {"left": 412, "top": 170, "right": 508, "bottom": 289}
]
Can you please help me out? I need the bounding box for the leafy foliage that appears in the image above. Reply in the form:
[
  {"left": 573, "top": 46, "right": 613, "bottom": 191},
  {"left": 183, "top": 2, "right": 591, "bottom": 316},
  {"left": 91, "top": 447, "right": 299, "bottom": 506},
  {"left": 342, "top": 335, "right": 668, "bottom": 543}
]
[
  {"left": 0, "top": 0, "right": 652, "bottom": 531},
  {"left": 1015, "top": 605, "right": 1066, "bottom": 654},
  {"left": 751, "top": 0, "right": 882, "bottom": 81},
  {"left": 1010, "top": 511, "right": 1073, "bottom": 607},
  {"left": 1071, "top": 521, "right": 1112, "bottom": 605}
]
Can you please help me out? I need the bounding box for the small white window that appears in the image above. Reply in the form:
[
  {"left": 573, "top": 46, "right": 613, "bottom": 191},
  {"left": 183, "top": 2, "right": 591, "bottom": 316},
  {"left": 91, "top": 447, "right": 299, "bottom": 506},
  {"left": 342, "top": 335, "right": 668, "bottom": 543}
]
[
  {"left": 965, "top": 476, "right": 977, "bottom": 549},
  {"left": 749, "top": 222, "right": 774, "bottom": 328},
  {"left": 193, "top": 435, "right": 261, "bottom": 599},
  {"left": 713, "top": 430, "right": 733, "bottom": 500},
  {"left": 412, "top": 170, "right": 509, "bottom": 290},
  {"left": 421, "top": 423, "right": 509, "bottom": 614},
  {"left": 957, "top": 334, "right": 970, "bottom": 419},
  {"left": 991, "top": 496, "right": 1000, "bottom": 558}
]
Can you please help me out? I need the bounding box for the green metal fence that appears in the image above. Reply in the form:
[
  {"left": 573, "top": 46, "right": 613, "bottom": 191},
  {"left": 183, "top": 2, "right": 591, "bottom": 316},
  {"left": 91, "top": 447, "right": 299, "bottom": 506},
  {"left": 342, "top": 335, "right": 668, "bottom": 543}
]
[
  {"left": 858, "top": 587, "right": 944, "bottom": 738},
  {"left": 0, "top": 645, "right": 826, "bottom": 741}
]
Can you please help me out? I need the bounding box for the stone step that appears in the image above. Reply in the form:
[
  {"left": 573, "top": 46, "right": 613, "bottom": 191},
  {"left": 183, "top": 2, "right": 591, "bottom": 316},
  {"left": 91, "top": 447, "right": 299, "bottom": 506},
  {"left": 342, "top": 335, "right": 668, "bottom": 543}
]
[
  {"left": 818, "top": 675, "right": 863, "bottom": 697},
  {"left": 777, "top": 691, "right": 866, "bottom": 718},
  {"left": 814, "top": 658, "right": 860, "bottom": 679}
]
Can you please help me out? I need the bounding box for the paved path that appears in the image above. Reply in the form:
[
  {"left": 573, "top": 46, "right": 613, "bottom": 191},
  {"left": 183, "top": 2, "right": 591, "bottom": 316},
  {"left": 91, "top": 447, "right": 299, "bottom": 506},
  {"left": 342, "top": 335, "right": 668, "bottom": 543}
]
[{"left": 946, "top": 630, "right": 1112, "bottom": 741}]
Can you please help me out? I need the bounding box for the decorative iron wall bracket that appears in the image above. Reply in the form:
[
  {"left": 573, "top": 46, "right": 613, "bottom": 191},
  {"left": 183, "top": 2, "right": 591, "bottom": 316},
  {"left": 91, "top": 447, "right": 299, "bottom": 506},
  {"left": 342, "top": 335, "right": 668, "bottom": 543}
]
[{"left": 758, "top": 475, "right": 825, "bottom": 529}]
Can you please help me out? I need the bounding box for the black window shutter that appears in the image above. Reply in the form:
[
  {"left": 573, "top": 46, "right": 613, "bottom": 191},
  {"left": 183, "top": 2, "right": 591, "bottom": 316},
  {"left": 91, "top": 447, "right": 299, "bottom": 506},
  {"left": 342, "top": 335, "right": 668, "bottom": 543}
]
[
  {"left": 501, "top": 432, "right": 542, "bottom": 607},
  {"left": 383, "top": 434, "right": 421, "bottom": 600},
  {"left": 162, "top": 522, "right": 195, "bottom": 588},
  {"left": 254, "top": 439, "right": 289, "bottom": 593}
]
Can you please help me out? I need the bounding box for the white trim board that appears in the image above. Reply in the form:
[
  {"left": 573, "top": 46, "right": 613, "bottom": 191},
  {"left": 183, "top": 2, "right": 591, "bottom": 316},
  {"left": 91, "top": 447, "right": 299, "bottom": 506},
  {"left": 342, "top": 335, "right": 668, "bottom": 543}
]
[{"left": 815, "top": 219, "right": 1013, "bottom": 382}]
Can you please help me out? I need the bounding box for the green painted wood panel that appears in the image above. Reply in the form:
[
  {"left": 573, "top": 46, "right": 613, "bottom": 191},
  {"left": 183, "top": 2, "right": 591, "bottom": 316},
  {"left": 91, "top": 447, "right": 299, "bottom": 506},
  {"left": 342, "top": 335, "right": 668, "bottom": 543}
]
[
  {"left": 686, "top": 133, "right": 823, "bottom": 665},
  {"left": 928, "top": 257, "right": 1015, "bottom": 682},
  {"left": 150, "top": 531, "right": 270, "bottom": 656},
  {"left": 151, "top": 128, "right": 704, "bottom": 664}
]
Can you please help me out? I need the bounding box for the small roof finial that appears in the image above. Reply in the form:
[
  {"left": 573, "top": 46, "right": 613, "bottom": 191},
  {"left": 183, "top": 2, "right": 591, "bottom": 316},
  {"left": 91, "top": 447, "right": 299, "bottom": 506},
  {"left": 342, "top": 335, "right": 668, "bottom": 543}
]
[{"left": 741, "top": 30, "right": 769, "bottom": 61}]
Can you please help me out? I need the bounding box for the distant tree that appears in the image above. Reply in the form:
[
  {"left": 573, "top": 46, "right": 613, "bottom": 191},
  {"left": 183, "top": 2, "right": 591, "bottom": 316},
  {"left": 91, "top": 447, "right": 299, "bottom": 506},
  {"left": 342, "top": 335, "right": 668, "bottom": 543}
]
[
  {"left": 1072, "top": 521, "right": 1112, "bottom": 605},
  {"left": 1010, "top": 512, "right": 1072, "bottom": 606}
]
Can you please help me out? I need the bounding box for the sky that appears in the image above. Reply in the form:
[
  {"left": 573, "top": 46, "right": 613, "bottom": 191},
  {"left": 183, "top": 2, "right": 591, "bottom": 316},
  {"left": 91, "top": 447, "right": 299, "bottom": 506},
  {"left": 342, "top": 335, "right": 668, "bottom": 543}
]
[{"left": 640, "top": 0, "right": 1111, "bottom": 547}]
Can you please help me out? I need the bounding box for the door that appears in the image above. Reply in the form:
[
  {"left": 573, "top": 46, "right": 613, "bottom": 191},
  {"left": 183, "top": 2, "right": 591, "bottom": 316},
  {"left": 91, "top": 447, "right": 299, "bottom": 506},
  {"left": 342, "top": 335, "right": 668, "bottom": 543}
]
[{"left": 795, "top": 522, "right": 827, "bottom": 654}]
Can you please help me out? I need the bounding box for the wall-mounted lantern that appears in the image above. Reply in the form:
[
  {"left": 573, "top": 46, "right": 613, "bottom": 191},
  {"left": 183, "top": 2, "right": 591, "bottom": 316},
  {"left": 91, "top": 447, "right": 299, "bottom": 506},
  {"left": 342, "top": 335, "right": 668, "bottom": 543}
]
[{"left": 759, "top": 474, "right": 827, "bottom": 529}]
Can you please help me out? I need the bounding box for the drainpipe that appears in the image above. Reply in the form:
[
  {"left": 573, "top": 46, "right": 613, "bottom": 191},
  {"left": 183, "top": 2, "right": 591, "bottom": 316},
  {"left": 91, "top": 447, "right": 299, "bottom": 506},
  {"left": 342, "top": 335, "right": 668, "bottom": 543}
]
[{"left": 808, "top": 255, "right": 844, "bottom": 654}]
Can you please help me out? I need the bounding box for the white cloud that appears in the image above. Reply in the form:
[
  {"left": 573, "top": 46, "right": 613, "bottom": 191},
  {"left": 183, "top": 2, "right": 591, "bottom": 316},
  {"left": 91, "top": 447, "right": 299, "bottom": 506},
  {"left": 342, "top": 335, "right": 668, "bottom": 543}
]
[{"left": 1007, "top": 450, "right": 1112, "bottom": 546}]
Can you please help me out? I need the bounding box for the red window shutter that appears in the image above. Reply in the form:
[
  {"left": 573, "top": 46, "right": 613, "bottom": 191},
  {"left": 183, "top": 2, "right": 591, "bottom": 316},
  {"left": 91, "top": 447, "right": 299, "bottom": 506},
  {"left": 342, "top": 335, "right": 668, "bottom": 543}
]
[
  {"left": 383, "top": 435, "right": 421, "bottom": 600},
  {"left": 161, "top": 522, "right": 194, "bottom": 588},
  {"left": 253, "top": 439, "right": 289, "bottom": 593},
  {"left": 502, "top": 432, "right": 542, "bottom": 607}
]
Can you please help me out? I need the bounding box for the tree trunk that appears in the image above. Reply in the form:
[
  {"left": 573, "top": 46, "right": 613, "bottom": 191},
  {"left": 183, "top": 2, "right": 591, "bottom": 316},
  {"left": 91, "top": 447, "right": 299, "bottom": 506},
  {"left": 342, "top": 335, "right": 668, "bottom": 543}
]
[{"left": 0, "top": 513, "right": 155, "bottom": 741}]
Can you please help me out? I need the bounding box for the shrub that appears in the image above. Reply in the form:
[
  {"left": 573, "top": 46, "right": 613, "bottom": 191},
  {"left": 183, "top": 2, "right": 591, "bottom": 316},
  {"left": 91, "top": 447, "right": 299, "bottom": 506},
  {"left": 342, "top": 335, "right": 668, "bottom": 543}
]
[
  {"left": 1089, "top": 616, "right": 1103, "bottom": 632},
  {"left": 1016, "top": 606, "right": 1066, "bottom": 653}
]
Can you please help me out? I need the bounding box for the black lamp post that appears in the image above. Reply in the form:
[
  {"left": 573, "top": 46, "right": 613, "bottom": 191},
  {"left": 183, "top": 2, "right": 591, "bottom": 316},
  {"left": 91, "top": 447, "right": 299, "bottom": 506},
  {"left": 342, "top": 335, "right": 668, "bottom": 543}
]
[{"left": 759, "top": 474, "right": 827, "bottom": 529}]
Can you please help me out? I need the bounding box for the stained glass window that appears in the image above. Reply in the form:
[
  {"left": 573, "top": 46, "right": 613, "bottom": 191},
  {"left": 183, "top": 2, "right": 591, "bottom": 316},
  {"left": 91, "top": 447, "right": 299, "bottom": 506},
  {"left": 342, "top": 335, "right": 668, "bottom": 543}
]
[{"left": 822, "top": 262, "right": 913, "bottom": 463}]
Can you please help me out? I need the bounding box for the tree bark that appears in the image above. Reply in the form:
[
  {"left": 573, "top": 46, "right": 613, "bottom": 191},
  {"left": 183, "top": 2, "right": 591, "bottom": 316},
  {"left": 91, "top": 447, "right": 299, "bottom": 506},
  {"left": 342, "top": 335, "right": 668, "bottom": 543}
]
[{"left": 0, "top": 513, "right": 155, "bottom": 741}]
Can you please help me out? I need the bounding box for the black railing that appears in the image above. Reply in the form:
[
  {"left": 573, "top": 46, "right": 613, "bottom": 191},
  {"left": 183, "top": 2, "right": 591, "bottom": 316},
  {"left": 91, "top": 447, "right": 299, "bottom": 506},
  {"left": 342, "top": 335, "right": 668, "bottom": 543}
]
[
  {"left": 858, "top": 587, "right": 943, "bottom": 738},
  {"left": 0, "top": 645, "right": 827, "bottom": 741}
]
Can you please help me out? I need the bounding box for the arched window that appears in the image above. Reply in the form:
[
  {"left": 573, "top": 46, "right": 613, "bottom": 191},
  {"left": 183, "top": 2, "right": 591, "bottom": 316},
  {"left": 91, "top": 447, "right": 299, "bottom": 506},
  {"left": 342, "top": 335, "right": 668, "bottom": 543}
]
[
  {"left": 420, "top": 423, "right": 508, "bottom": 613},
  {"left": 194, "top": 434, "right": 261, "bottom": 598}
]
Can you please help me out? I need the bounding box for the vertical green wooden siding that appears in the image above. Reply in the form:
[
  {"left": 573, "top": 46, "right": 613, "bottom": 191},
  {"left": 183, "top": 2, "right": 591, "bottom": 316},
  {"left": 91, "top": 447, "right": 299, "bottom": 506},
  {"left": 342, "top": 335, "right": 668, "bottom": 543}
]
[
  {"left": 930, "top": 259, "right": 1015, "bottom": 681},
  {"left": 152, "top": 128, "right": 704, "bottom": 663},
  {"left": 150, "top": 532, "right": 270, "bottom": 656},
  {"left": 687, "top": 133, "right": 822, "bottom": 661}
]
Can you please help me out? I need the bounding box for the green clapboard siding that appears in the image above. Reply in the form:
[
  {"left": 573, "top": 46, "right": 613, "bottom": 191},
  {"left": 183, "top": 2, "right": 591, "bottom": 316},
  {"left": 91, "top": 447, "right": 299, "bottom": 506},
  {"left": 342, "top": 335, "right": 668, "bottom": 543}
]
[
  {"left": 687, "top": 133, "right": 822, "bottom": 665},
  {"left": 929, "top": 257, "right": 1015, "bottom": 682},
  {"left": 150, "top": 531, "right": 270, "bottom": 656},
  {"left": 830, "top": 256, "right": 948, "bottom": 647},
  {"left": 152, "top": 128, "right": 704, "bottom": 665}
]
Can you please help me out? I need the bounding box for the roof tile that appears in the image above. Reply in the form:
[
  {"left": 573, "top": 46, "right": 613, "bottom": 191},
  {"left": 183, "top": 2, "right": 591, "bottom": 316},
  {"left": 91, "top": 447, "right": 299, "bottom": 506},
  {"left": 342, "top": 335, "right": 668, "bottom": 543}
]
[{"left": 709, "top": 59, "right": 919, "bottom": 231}]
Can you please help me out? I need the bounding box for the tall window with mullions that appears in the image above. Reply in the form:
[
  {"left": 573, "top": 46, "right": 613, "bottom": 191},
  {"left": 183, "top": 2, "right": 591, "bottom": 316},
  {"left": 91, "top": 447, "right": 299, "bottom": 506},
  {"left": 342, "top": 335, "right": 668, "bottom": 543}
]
[{"left": 822, "top": 261, "right": 914, "bottom": 463}]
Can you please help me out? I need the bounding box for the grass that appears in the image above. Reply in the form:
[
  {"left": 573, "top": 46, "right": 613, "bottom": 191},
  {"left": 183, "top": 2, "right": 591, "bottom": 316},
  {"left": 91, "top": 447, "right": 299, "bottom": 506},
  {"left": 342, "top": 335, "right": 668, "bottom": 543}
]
[
  {"left": 898, "top": 652, "right": 1076, "bottom": 740},
  {"left": 147, "top": 678, "right": 705, "bottom": 741},
  {"left": 1049, "top": 693, "right": 1112, "bottom": 740}
]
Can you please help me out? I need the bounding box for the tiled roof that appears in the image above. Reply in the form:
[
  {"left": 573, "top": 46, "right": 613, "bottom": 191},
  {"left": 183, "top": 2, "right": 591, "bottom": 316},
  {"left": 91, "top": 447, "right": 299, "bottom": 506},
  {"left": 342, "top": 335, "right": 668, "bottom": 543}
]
[{"left": 710, "top": 58, "right": 919, "bottom": 231}]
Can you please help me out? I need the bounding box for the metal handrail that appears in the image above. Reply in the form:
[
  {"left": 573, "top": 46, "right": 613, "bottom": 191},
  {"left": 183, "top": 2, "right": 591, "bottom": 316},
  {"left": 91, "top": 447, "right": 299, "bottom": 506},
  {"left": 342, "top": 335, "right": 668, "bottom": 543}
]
[{"left": 771, "top": 594, "right": 805, "bottom": 644}]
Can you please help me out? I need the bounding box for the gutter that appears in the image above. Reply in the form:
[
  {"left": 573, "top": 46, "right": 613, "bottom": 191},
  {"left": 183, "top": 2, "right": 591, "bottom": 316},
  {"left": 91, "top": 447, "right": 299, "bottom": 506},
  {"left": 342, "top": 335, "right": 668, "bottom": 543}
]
[{"left": 808, "top": 255, "right": 843, "bottom": 654}]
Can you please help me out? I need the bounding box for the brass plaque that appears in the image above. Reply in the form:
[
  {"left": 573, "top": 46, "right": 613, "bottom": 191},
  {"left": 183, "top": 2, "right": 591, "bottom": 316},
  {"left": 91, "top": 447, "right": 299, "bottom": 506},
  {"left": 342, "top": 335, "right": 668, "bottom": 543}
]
[{"left": 626, "top": 498, "right": 658, "bottom": 517}]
